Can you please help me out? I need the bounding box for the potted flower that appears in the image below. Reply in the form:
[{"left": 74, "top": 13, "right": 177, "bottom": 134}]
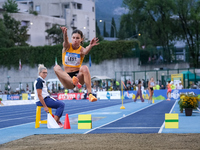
[
  {"left": 178, "top": 93, "right": 199, "bottom": 116},
  {"left": 0, "top": 98, "right": 2, "bottom": 105}
]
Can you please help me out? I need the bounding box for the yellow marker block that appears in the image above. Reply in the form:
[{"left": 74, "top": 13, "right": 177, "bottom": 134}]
[
  {"left": 22, "top": 93, "right": 28, "bottom": 100},
  {"left": 165, "top": 113, "right": 179, "bottom": 128},
  {"left": 78, "top": 114, "right": 92, "bottom": 129}
]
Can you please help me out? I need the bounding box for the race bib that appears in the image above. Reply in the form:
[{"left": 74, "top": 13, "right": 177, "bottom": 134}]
[{"left": 65, "top": 52, "right": 81, "bottom": 66}]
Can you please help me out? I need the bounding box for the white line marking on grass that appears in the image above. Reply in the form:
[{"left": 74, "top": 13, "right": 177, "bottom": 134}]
[
  {"left": 158, "top": 100, "right": 178, "bottom": 133},
  {"left": 84, "top": 100, "right": 163, "bottom": 134}
]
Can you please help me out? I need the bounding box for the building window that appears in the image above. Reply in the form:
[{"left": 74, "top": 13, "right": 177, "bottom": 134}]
[
  {"left": 64, "top": 3, "right": 70, "bottom": 9},
  {"left": 21, "top": 20, "right": 30, "bottom": 26},
  {"left": 87, "top": 31, "right": 89, "bottom": 39},
  {"left": 71, "top": 2, "right": 82, "bottom": 9},
  {"left": 35, "top": 5, "right": 40, "bottom": 12},
  {"left": 27, "top": 35, "right": 31, "bottom": 43},
  {"left": 72, "top": 14, "right": 77, "bottom": 21},
  {"left": 92, "top": 7, "right": 94, "bottom": 12},
  {"left": 77, "top": 3, "right": 82, "bottom": 9},
  {"left": 87, "top": 17, "right": 89, "bottom": 27},
  {"left": 72, "top": 2, "right": 76, "bottom": 9}
]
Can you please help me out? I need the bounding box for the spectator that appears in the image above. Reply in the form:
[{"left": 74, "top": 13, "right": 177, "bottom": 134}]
[
  {"left": 160, "top": 85, "right": 165, "bottom": 89},
  {"left": 155, "top": 84, "right": 160, "bottom": 90},
  {"left": 34, "top": 64, "right": 65, "bottom": 127},
  {"left": 167, "top": 81, "right": 172, "bottom": 101},
  {"left": 171, "top": 82, "right": 176, "bottom": 90},
  {"left": 134, "top": 80, "right": 144, "bottom": 102},
  {"left": 148, "top": 77, "right": 155, "bottom": 103}
]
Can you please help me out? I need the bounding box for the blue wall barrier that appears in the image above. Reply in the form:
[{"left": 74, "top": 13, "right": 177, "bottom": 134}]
[
  {"left": 123, "top": 89, "right": 200, "bottom": 100},
  {"left": 7, "top": 94, "right": 31, "bottom": 100}
]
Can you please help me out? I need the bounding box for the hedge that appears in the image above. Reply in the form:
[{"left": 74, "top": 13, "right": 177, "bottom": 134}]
[{"left": 0, "top": 40, "right": 148, "bottom": 69}]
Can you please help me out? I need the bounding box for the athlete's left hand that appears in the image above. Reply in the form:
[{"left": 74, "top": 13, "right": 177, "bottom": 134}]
[{"left": 90, "top": 37, "right": 99, "bottom": 47}]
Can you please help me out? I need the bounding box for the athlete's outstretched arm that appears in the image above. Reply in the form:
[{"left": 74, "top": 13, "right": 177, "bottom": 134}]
[
  {"left": 60, "top": 26, "right": 70, "bottom": 50},
  {"left": 81, "top": 37, "right": 99, "bottom": 55}
]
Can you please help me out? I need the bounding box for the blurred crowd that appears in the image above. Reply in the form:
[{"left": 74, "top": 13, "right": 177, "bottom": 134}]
[{"left": 0, "top": 79, "right": 199, "bottom": 96}]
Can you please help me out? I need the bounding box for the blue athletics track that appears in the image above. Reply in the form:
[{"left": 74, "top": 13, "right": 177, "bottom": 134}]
[{"left": 0, "top": 99, "right": 200, "bottom": 144}]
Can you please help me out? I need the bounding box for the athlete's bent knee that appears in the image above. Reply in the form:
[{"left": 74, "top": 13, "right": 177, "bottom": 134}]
[{"left": 80, "top": 65, "right": 89, "bottom": 74}]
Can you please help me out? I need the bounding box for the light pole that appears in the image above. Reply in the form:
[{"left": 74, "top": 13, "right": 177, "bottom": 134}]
[{"left": 99, "top": 20, "right": 116, "bottom": 38}]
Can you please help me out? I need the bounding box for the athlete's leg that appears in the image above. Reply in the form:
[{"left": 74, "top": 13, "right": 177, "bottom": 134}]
[
  {"left": 54, "top": 65, "right": 74, "bottom": 89},
  {"left": 77, "top": 65, "right": 92, "bottom": 94},
  {"left": 151, "top": 90, "right": 154, "bottom": 100},
  {"left": 148, "top": 89, "right": 151, "bottom": 103},
  {"left": 77, "top": 65, "right": 97, "bottom": 102},
  {"left": 134, "top": 92, "right": 139, "bottom": 102},
  {"left": 139, "top": 91, "right": 144, "bottom": 102}
]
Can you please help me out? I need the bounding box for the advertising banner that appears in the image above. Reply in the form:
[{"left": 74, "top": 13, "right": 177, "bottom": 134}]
[
  {"left": 7, "top": 94, "right": 20, "bottom": 100},
  {"left": 97, "top": 91, "right": 120, "bottom": 100},
  {"left": 22, "top": 93, "right": 28, "bottom": 100},
  {"left": 57, "top": 93, "right": 84, "bottom": 100},
  {"left": 51, "top": 93, "right": 58, "bottom": 99}
]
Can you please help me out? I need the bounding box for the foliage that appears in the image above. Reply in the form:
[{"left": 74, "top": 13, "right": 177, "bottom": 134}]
[
  {"left": 2, "top": 0, "right": 19, "bottom": 13},
  {"left": 110, "top": 17, "right": 117, "bottom": 37},
  {"left": 121, "top": 0, "right": 200, "bottom": 67},
  {"left": 0, "top": 18, "right": 12, "bottom": 48},
  {"left": 45, "top": 24, "right": 64, "bottom": 45},
  {"left": 173, "top": 0, "right": 200, "bottom": 67},
  {"left": 3, "top": 13, "right": 29, "bottom": 47},
  {"left": 0, "top": 40, "right": 139, "bottom": 69},
  {"left": 83, "top": 40, "right": 138, "bottom": 64},
  {"left": 0, "top": 98, "right": 2, "bottom": 101},
  {"left": 29, "top": 10, "right": 38, "bottom": 16},
  {"left": 140, "top": 50, "right": 150, "bottom": 64},
  {"left": 96, "top": 20, "right": 104, "bottom": 41},
  {"left": 118, "top": 13, "right": 136, "bottom": 40},
  {"left": 103, "top": 22, "right": 109, "bottom": 37},
  {"left": 178, "top": 93, "right": 200, "bottom": 111}
]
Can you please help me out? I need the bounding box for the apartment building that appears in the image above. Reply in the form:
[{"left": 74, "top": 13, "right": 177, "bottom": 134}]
[{"left": 0, "top": 0, "right": 96, "bottom": 46}]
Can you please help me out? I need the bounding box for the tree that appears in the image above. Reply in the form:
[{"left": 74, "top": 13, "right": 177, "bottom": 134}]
[
  {"left": 96, "top": 20, "right": 104, "bottom": 41},
  {"left": 122, "top": 0, "right": 200, "bottom": 67},
  {"left": 110, "top": 17, "right": 117, "bottom": 37},
  {"left": 45, "top": 24, "right": 63, "bottom": 45},
  {"left": 3, "top": 13, "right": 29, "bottom": 47},
  {"left": 118, "top": 13, "right": 135, "bottom": 39},
  {"left": 103, "top": 21, "right": 109, "bottom": 37},
  {"left": 0, "top": 18, "right": 13, "bottom": 48},
  {"left": 2, "top": 0, "right": 19, "bottom": 13},
  {"left": 173, "top": 0, "right": 200, "bottom": 67}
]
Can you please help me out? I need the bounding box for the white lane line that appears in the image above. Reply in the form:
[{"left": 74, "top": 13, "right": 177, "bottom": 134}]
[
  {"left": 99, "top": 127, "right": 160, "bottom": 129},
  {"left": 0, "top": 122, "right": 34, "bottom": 131},
  {"left": 158, "top": 100, "right": 177, "bottom": 133},
  {"left": 0, "top": 116, "right": 36, "bottom": 122},
  {"left": 84, "top": 100, "right": 163, "bottom": 134}
]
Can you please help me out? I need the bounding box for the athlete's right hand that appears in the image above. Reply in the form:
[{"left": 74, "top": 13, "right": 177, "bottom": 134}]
[{"left": 60, "top": 26, "right": 68, "bottom": 40}]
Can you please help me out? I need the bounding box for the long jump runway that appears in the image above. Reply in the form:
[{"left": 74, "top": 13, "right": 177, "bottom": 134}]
[
  {"left": 87, "top": 100, "right": 175, "bottom": 134},
  {"left": 0, "top": 99, "right": 176, "bottom": 144}
]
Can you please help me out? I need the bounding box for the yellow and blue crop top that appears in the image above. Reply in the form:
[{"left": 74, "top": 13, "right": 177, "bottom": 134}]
[{"left": 62, "top": 43, "right": 84, "bottom": 68}]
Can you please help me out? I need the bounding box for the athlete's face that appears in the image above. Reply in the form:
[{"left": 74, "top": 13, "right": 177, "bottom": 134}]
[{"left": 71, "top": 33, "right": 82, "bottom": 47}]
